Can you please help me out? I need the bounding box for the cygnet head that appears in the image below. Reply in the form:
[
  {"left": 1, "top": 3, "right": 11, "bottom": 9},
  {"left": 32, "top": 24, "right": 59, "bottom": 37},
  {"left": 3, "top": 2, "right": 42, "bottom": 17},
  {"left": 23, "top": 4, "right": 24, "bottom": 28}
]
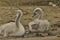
[
  {"left": 32, "top": 8, "right": 43, "bottom": 17},
  {"left": 16, "top": 9, "right": 23, "bottom": 17}
]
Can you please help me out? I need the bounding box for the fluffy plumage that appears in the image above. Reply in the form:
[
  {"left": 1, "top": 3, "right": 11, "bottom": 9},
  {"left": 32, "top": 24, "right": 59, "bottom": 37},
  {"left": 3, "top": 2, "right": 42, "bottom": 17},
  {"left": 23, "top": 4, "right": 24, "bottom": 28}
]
[
  {"left": 0, "top": 10, "right": 25, "bottom": 37},
  {"left": 29, "top": 7, "right": 50, "bottom": 33}
]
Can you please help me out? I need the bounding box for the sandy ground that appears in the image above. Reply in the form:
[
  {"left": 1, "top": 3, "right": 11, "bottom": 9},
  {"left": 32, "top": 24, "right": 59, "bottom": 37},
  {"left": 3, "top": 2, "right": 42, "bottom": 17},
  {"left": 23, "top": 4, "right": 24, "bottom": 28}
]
[{"left": 0, "top": 36, "right": 59, "bottom": 40}]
